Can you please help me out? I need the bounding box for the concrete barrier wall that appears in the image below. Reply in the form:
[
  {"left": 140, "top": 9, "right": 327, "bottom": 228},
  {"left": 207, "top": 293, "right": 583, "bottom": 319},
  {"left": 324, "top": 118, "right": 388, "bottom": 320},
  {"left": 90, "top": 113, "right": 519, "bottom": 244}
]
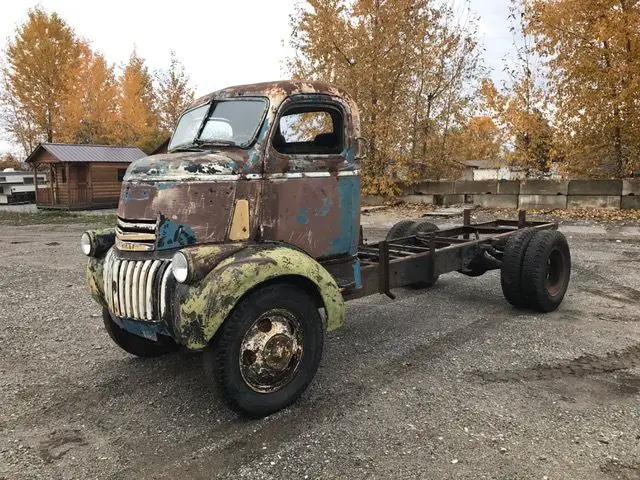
[{"left": 366, "top": 179, "right": 640, "bottom": 210}]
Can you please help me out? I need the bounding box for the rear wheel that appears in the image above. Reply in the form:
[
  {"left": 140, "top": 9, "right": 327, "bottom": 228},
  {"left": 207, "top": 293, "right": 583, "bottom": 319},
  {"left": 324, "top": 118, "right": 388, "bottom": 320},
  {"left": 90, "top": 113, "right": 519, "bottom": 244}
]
[
  {"left": 385, "top": 219, "right": 415, "bottom": 242},
  {"left": 102, "top": 309, "right": 178, "bottom": 358},
  {"left": 205, "top": 284, "right": 324, "bottom": 418},
  {"left": 500, "top": 228, "right": 537, "bottom": 308},
  {"left": 521, "top": 230, "right": 571, "bottom": 312}
]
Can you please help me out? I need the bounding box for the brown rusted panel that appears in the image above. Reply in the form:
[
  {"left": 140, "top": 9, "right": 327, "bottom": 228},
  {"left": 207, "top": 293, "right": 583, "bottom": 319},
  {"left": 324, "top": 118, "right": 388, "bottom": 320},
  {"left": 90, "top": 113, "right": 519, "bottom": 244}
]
[
  {"left": 260, "top": 175, "right": 360, "bottom": 259},
  {"left": 118, "top": 181, "right": 236, "bottom": 248}
]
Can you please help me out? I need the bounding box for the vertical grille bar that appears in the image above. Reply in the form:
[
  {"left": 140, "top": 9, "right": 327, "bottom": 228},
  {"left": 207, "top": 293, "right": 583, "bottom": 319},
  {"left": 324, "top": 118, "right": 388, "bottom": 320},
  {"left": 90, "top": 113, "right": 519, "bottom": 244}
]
[
  {"left": 112, "top": 259, "right": 121, "bottom": 316},
  {"left": 145, "top": 261, "right": 161, "bottom": 320},
  {"left": 159, "top": 263, "right": 173, "bottom": 318},
  {"left": 131, "top": 262, "right": 143, "bottom": 319},
  {"left": 118, "top": 260, "right": 128, "bottom": 318},
  {"left": 124, "top": 261, "right": 135, "bottom": 318},
  {"left": 138, "top": 260, "right": 152, "bottom": 320}
]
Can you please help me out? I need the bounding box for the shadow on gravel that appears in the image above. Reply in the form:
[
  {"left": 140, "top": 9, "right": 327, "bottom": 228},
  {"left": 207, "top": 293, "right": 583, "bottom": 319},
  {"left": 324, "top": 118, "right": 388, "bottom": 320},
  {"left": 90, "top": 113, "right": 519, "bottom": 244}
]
[{"left": 473, "top": 343, "right": 640, "bottom": 383}]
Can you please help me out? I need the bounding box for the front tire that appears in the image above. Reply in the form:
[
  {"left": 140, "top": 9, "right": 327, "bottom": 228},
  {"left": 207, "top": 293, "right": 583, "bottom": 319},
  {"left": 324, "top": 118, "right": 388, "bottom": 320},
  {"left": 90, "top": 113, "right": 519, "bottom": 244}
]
[
  {"left": 205, "top": 284, "right": 324, "bottom": 418},
  {"left": 102, "top": 309, "right": 178, "bottom": 358}
]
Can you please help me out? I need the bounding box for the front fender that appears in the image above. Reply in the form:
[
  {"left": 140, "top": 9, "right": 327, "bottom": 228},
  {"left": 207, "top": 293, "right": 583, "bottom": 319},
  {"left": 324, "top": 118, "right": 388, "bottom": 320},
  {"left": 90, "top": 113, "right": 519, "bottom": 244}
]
[{"left": 174, "top": 245, "right": 345, "bottom": 349}]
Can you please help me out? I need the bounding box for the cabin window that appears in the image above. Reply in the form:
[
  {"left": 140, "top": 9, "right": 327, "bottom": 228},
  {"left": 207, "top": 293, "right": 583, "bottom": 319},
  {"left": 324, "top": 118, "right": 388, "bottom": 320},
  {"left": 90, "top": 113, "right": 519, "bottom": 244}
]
[
  {"left": 60, "top": 167, "right": 66, "bottom": 184},
  {"left": 23, "top": 177, "right": 33, "bottom": 184},
  {"left": 117, "top": 169, "right": 127, "bottom": 181},
  {"left": 274, "top": 105, "right": 344, "bottom": 155}
]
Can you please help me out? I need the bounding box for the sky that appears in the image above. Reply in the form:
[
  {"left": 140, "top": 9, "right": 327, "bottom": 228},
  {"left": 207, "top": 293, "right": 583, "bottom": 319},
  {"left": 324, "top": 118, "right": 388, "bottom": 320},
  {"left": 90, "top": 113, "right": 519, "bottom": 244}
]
[{"left": 0, "top": 0, "right": 514, "bottom": 155}]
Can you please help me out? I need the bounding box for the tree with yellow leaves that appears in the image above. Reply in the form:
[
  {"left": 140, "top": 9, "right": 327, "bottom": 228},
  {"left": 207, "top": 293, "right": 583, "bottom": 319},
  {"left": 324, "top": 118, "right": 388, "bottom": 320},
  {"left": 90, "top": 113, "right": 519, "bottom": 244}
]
[
  {"left": 287, "top": 0, "right": 484, "bottom": 193},
  {"left": 2, "top": 7, "right": 83, "bottom": 145},
  {"left": 447, "top": 116, "right": 502, "bottom": 163},
  {"left": 117, "top": 50, "right": 163, "bottom": 153},
  {"left": 59, "top": 45, "right": 120, "bottom": 145},
  {"left": 480, "top": 0, "right": 556, "bottom": 174},
  {"left": 527, "top": 0, "right": 640, "bottom": 177},
  {"left": 156, "top": 52, "right": 195, "bottom": 133}
]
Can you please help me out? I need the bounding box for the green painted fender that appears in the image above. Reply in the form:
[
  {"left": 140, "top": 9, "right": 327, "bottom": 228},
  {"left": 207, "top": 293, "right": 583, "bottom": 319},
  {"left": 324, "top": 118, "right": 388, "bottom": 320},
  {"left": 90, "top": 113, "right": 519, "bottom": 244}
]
[{"left": 174, "top": 244, "right": 345, "bottom": 350}]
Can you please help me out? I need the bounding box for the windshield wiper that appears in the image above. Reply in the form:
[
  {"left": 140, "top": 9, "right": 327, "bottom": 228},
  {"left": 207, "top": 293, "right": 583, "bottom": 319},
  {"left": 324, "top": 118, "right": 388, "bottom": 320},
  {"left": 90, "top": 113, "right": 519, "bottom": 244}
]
[
  {"left": 169, "top": 141, "right": 204, "bottom": 152},
  {"left": 195, "top": 139, "right": 238, "bottom": 147}
]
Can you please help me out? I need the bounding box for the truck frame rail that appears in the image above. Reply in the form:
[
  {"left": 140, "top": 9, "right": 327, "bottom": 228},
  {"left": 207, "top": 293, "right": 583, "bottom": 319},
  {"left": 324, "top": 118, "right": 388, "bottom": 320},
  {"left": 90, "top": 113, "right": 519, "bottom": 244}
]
[{"left": 346, "top": 210, "right": 557, "bottom": 300}]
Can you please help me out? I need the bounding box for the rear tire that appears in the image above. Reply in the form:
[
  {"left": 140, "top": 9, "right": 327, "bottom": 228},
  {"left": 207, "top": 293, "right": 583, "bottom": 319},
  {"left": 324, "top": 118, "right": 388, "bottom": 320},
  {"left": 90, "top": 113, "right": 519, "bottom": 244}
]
[
  {"left": 521, "top": 230, "right": 571, "bottom": 312},
  {"left": 205, "top": 284, "right": 324, "bottom": 418},
  {"left": 102, "top": 309, "right": 178, "bottom": 358},
  {"left": 500, "top": 228, "right": 537, "bottom": 308}
]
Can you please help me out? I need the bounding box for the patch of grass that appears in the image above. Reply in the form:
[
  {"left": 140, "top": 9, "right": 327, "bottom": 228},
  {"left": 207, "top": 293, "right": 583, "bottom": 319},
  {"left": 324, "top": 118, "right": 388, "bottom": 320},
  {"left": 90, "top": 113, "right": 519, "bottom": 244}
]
[{"left": 0, "top": 211, "right": 117, "bottom": 227}]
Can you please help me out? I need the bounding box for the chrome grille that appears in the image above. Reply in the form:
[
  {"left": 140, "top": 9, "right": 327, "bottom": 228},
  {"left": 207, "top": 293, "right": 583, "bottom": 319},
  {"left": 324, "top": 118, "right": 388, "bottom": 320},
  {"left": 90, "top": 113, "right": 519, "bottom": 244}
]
[
  {"left": 115, "top": 217, "right": 156, "bottom": 252},
  {"left": 103, "top": 249, "right": 172, "bottom": 321}
]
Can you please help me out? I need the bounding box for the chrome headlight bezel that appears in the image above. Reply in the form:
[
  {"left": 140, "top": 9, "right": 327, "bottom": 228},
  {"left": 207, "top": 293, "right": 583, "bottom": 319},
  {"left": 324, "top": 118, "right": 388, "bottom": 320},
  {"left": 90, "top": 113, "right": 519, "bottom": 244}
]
[{"left": 171, "top": 251, "right": 190, "bottom": 283}]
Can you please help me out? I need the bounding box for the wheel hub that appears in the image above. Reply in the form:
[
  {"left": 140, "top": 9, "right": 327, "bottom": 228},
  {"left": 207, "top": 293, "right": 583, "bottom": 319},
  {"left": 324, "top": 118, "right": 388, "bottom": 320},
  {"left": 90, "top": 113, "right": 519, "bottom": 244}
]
[{"left": 239, "top": 309, "right": 303, "bottom": 393}]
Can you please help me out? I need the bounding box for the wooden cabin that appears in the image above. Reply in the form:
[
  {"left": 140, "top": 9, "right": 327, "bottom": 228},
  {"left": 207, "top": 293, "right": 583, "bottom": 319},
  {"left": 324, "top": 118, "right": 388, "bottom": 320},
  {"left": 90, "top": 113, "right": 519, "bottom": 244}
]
[{"left": 26, "top": 143, "right": 147, "bottom": 210}]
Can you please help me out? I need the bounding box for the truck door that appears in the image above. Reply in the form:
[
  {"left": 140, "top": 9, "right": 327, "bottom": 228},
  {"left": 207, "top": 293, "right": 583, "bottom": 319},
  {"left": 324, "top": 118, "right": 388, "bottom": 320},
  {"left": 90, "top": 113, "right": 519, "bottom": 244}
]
[{"left": 262, "top": 94, "right": 361, "bottom": 263}]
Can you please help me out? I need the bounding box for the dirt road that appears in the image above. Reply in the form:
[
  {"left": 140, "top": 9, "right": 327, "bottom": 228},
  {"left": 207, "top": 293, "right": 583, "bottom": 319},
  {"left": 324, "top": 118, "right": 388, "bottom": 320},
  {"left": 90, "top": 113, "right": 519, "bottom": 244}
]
[{"left": 1, "top": 214, "right": 639, "bottom": 479}]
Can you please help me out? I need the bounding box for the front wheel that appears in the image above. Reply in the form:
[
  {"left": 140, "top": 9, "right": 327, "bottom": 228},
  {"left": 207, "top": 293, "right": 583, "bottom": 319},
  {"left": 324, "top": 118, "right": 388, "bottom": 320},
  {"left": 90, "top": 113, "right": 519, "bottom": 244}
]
[{"left": 205, "top": 284, "right": 324, "bottom": 418}]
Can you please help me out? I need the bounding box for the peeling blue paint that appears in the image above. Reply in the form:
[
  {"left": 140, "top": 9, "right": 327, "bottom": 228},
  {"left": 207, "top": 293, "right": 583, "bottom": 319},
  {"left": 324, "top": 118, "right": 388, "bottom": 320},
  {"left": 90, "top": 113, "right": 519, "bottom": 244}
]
[
  {"left": 344, "top": 146, "right": 355, "bottom": 165},
  {"left": 353, "top": 258, "right": 362, "bottom": 288},
  {"left": 122, "top": 187, "right": 150, "bottom": 203},
  {"left": 156, "top": 182, "right": 175, "bottom": 190},
  {"left": 296, "top": 208, "right": 310, "bottom": 225},
  {"left": 111, "top": 315, "right": 168, "bottom": 341},
  {"left": 157, "top": 215, "right": 197, "bottom": 250},
  {"left": 329, "top": 175, "right": 360, "bottom": 255},
  {"left": 314, "top": 197, "right": 333, "bottom": 217}
]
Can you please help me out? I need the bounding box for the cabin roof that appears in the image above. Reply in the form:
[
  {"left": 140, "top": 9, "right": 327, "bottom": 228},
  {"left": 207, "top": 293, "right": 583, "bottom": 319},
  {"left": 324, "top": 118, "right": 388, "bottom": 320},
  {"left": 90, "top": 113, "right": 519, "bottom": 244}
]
[{"left": 26, "top": 143, "right": 147, "bottom": 164}]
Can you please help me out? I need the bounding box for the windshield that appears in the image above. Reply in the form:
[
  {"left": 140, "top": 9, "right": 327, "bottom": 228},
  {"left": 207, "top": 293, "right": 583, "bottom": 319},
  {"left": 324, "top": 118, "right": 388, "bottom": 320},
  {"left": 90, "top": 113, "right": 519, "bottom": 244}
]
[{"left": 169, "top": 98, "right": 268, "bottom": 150}]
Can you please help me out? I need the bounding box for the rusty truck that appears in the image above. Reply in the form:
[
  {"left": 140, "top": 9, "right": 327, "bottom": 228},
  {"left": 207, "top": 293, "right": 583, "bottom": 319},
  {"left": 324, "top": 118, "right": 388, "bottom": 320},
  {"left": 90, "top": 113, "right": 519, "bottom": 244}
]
[{"left": 81, "top": 80, "right": 571, "bottom": 418}]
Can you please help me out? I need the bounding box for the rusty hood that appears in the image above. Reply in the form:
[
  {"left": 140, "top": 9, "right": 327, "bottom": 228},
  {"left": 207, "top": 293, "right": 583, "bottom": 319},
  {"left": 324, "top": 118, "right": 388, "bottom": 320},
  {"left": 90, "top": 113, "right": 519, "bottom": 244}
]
[
  {"left": 116, "top": 151, "right": 254, "bottom": 251},
  {"left": 124, "top": 150, "right": 249, "bottom": 181}
]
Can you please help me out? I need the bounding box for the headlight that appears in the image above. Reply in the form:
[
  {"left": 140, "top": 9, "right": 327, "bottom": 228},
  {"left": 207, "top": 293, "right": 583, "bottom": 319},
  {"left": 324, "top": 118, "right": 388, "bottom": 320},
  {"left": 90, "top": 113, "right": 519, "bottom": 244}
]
[
  {"left": 171, "top": 251, "right": 189, "bottom": 283},
  {"left": 80, "top": 232, "right": 93, "bottom": 256}
]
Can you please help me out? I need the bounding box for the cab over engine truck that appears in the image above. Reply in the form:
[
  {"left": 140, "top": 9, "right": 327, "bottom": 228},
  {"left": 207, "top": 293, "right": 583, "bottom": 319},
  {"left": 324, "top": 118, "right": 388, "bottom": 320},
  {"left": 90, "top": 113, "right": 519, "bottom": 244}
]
[{"left": 82, "top": 81, "right": 571, "bottom": 418}]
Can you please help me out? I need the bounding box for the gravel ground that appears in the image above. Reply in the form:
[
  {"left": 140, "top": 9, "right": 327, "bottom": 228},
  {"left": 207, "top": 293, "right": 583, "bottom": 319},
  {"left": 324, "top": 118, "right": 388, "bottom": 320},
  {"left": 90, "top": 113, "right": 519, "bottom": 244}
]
[{"left": 0, "top": 211, "right": 639, "bottom": 480}]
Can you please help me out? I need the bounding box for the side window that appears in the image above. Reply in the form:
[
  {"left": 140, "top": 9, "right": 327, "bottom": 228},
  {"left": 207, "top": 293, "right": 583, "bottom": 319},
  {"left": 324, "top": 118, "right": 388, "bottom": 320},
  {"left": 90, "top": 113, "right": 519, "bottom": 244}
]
[
  {"left": 274, "top": 106, "right": 343, "bottom": 155},
  {"left": 117, "top": 169, "right": 127, "bottom": 181}
]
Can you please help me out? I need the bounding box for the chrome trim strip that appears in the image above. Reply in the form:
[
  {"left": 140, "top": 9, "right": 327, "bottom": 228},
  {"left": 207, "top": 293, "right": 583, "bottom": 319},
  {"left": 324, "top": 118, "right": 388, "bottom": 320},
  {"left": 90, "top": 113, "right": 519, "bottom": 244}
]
[{"left": 117, "top": 218, "right": 156, "bottom": 231}]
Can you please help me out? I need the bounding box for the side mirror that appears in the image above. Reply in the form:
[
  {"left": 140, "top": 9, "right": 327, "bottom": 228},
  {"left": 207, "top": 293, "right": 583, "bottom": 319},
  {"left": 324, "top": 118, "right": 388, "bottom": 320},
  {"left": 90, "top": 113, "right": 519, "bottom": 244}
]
[{"left": 354, "top": 136, "right": 369, "bottom": 160}]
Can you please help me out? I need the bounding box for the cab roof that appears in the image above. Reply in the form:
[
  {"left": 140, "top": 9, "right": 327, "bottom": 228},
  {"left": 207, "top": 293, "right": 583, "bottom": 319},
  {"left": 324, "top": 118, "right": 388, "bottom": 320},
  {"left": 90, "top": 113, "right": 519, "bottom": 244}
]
[{"left": 188, "top": 80, "right": 354, "bottom": 110}]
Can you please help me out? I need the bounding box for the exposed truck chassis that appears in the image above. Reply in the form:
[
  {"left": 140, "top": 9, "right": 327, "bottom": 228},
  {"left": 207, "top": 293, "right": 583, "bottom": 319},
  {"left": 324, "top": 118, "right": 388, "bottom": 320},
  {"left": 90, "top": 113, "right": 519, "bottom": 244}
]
[{"left": 350, "top": 210, "right": 554, "bottom": 300}]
